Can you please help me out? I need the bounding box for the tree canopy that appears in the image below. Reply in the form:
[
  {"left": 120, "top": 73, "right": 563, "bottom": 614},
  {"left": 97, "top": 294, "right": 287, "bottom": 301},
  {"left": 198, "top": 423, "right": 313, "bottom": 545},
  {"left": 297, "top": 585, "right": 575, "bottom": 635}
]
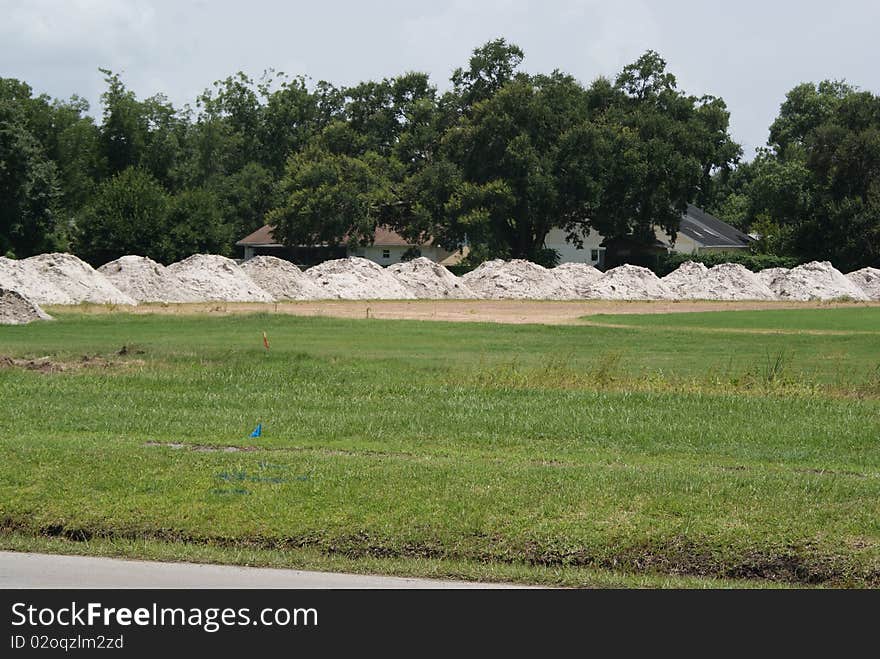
[
  {"left": 1, "top": 40, "right": 878, "bottom": 271},
  {"left": 712, "top": 80, "right": 880, "bottom": 269},
  {"left": 270, "top": 45, "right": 740, "bottom": 265}
]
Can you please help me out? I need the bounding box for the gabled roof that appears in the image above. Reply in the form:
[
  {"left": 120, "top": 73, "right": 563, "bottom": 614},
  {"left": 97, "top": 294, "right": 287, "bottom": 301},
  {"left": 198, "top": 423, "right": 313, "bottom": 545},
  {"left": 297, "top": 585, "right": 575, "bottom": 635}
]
[
  {"left": 374, "top": 226, "right": 434, "bottom": 246},
  {"left": 236, "top": 225, "right": 278, "bottom": 247},
  {"left": 677, "top": 204, "right": 752, "bottom": 248},
  {"left": 236, "top": 225, "right": 431, "bottom": 248}
]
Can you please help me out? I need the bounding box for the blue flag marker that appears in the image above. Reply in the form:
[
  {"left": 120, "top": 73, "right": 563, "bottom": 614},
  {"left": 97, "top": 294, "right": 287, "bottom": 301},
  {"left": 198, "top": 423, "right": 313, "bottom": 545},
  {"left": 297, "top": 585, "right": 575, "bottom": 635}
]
[{"left": 250, "top": 423, "right": 262, "bottom": 438}]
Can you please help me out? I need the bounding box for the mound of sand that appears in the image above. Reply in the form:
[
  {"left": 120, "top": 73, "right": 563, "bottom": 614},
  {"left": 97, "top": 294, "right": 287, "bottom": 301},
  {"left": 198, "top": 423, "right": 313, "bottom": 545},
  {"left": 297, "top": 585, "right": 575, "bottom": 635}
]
[
  {"left": 388, "top": 257, "right": 476, "bottom": 299},
  {"left": 661, "top": 261, "right": 710, "bottom": 294},
  {"left": 846, "top": 267, "right": 880, "bottom": 301},
  {"left": 551, "top": 263, "right": 603, "bottom": 298},
  {"left": 305, "top": 257, "right": 414, "bottom": 300},
  {"left": 0, "top": 288, "right": 53, "bottom": 324},
  {"left": 240, "top": 256, "right": 324, "bottom": 301},
  {"left": 583, "top": 264, "right": 674, "bottom": 300},
  {"left": 668, "top": 263, "right": 776, "bottom": 300},
  {"left": 760, "top": 261, "right": 868, "bottom": 301},
  {"left": 166, "top": 255, "right": 275, "bottom": 302},
  {"left": 98, "top": 256, "right": 203, "bottom": 303},
  {"left": 757, "top": 268, "right": 789, "bottom": 284},
  {"left": 0, "top": 257, "right": 74, "bottom": 305},
  {"left": 22, "top": 253, "right": 136, "bottom": 305},
  {"left": 461, "top": 259, "right": 573, "bottom": 299}
]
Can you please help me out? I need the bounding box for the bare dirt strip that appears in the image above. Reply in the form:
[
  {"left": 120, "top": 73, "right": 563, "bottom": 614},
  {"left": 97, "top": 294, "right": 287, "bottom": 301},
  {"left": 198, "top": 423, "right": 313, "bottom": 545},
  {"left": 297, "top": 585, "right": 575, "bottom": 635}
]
[{"left": 52, "top": 299, "right": 880, "bottom": 325}]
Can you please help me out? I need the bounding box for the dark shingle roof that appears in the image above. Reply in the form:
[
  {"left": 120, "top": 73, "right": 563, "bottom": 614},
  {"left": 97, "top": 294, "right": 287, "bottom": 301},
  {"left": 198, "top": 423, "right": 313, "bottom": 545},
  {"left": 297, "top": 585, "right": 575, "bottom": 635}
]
[{"left": 677, "top": 205, "right": 752, "bottom": 248}]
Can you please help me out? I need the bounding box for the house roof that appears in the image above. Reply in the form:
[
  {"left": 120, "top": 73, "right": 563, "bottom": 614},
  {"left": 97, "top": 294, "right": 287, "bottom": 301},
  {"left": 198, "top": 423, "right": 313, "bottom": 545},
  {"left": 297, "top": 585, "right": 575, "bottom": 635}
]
[
  {"left": 236, "top": 225, "right": 278, "bottom": 247},
  {"left": 236, "top": 225, "right": 432, "bottom": 248},
  {"left": 238, "top": 205, "right": 748, "bottom": 252},
  {"left": 677, "top": 204, "right": 751, "bottom": 248}
]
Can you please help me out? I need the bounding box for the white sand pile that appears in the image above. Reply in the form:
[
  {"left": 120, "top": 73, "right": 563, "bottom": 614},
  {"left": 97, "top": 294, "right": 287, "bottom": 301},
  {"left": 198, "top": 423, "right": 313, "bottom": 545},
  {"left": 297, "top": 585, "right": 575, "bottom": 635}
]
[
  {"left": 551, "top": 263, "right": 603, "bottom": 298},
  {"left": 305, "top": 257, "right": 414, "bottom": 300},
  {"left": 583, "top": 264, "right": 675, "bottom": 300},
  {"left": 760, "top": 261, "right": 868, "bottom": 301},
  {"left": 0, "top": 288, "right": 53, "bottom": 324},
  {"left": 240, "top": 256, "right": 324, "bottom": 301},
  {"left": 461, "top": 259, "right": 573, "bottom": 299},
  {"left": 0, "top": 257, "right": 74, "bottom": 305},
  {"left": 846, "top": 267, "right": 880, "bottom": 300},
  {"left": 388, "top": 257, "right": 476, "bottom": 299},
  {"left": 166, "top": 255, "right": 275, "bottom": 302},
  {"left": 98, "top": 256, "right": 203, "bottom": 303},
  {"left": 669, "top": 263, "right": 776, "bottom": 300},
  {"left": 756, "top": 268, "right": 789, "bottom": 288},
  {"left": 22, "top": 253, "right": 136, "bottom": 305},
  {"left": 661, "top": 261, "right": 710, "bottom": 294}
]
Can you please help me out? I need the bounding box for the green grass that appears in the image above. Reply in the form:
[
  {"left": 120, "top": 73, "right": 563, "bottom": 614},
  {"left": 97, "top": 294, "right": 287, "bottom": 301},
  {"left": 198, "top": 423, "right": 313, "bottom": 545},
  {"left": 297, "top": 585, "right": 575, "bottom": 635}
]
[
  {"left": 589, "top": 306, "right": 880, "bottom": 332},
  {"left": 1, "top": 308, "right": 878, "bottom": 587}
]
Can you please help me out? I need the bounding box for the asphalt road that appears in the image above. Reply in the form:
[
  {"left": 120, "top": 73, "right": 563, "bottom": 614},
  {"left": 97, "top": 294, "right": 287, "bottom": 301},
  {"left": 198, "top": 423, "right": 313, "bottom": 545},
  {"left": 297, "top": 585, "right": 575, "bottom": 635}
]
[{"left": 0, "top": 551, "right": 525, "bottom": 589}]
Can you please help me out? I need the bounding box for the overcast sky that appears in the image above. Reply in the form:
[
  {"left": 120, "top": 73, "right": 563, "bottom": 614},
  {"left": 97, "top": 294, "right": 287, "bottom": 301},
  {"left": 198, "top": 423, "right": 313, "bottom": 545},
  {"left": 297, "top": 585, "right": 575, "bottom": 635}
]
[{"left": 3, "top": 0, "right": 879, "bottom": 159}]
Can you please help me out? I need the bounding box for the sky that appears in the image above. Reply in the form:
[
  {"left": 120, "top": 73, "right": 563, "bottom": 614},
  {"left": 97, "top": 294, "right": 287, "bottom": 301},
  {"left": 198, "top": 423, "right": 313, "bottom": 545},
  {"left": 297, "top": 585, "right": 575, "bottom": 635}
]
[{"left": 2, "top": 0, "right": 879, "bottom": 159}]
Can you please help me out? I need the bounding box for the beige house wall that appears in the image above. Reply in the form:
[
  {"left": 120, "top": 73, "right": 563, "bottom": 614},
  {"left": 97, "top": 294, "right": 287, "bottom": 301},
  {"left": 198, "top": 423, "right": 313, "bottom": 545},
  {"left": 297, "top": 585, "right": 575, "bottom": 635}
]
[
  {"left": 543, "top": 227, "right": 605, "bottom": 264},
  {"left": 656, "top": 229, "right": 700, "bottom": 254},
  {"left": 350, "top": 244, "right": 462, "bottom": 266}
]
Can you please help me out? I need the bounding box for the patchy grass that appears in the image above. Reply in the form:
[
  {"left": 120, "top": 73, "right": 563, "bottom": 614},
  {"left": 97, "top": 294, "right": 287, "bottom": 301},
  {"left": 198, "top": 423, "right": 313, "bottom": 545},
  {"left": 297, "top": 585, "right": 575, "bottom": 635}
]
[{"left": 1, "top": 309, "right": 878, "bottom": 587}]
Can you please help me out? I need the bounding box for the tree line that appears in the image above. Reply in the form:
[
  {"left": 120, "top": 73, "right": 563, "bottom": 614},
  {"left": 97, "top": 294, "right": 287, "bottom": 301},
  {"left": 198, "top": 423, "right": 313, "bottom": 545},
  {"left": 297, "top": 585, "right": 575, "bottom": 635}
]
[{"left": 1, "top": 39, "right": 878, "bottom": 270}]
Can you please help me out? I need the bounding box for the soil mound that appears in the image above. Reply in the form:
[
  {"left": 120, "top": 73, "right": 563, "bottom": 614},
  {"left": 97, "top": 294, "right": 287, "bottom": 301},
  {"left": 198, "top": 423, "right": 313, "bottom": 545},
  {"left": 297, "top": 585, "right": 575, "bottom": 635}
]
[
  {"left": 22, "top": 253, "right": 136, "bottom": 305},
  {"left": 461, "top": 259, "right": 573, "bottom": 299},
  {"left": 668, "top": 262, "right": 776, "bottom": 300},
  {"left": 661, "top": 261, "right": 710, "bottom": 294},
  {"left": 98, "top": 256, "right": 202, "bottom": 303},
  {"left": 551, "top": 263, "right": 603, "bottom": 298},
  {"left": 305, "top": 257, "right": 414, "bottom": 299},
  {"left": 388, "top": 257, "right": 476, "bottom": 299},
  {"left": 0, "top": 257, "right": 73, "bottom": 305},
  {"left": 0, "top": 288, "right": 53, "bottom": 324},
  {"left": 761, "top": 261, "right": 868, "bottom": 301},
  {"left": 166, "top": 255, "right": 275, "bottom": 302},
  {"left": 846, "top": 267, "right": 880, "bottom": 300},
  {"left": 584, "top": 265, "right": 674, "bottom": 300},
  {"left": 240, "top": 256, "right": 324, "bottom": 301}
]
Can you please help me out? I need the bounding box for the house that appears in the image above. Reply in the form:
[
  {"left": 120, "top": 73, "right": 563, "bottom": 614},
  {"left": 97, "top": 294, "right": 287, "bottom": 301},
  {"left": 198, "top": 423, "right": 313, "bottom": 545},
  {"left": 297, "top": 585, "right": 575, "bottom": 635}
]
[
  {"left": 543, "top": 204, "right": 752, "bottom": 269},
  {"left": 236, "top": 225, "right": 467, "bottom": 267},
  {"left": 237, "top": 205, "right": 748, "bottom": 268},
  {"left": 347, "top": 227, "right": 467, "bottom": 266},
  {"left": 657, "top": 204, "right": 753, "bottom": 255},
  {"left": 234, "top": 224, "right": 346, "bottom": 265}
]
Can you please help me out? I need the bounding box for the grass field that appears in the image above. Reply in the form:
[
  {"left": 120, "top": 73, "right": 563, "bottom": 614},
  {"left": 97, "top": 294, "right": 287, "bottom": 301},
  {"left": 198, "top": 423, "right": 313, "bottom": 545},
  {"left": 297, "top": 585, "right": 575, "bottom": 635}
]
[{"left": 1, "top": 305, "right": 878, "bottom": 587}]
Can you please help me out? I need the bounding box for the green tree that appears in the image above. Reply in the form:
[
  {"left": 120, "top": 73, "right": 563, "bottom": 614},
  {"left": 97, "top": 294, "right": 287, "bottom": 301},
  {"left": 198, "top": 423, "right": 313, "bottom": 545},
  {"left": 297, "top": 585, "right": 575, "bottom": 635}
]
[
  {"left": 0, "top": 79, "right": 101, "bottom": 254},
  {"left": 588, "top": 51, "right": 740, "bottom": 244},
  {"left": 259, "top": 75, "right": 331, "bottom": 173},
  {"left": 718, "top": 80, "right": 879, "bottom": 269},
  {"left": 164, "top": 187, "right": 233, "bottom": 261},
  {"left": 210, "top": 161, "right": 280, "bottom": 240},
  {"left": 450, "top": 38, "right": 525, "bottom": 111},
  {"left": 269, "top": 44, "right": 740, "bottom": 264},
  {"left": 269, "top": 147, "right": 391, "bottom": 248},
  {"left": 75, "top": 167, "right": 169, "bottom": 265},
  {"left": 768, "top": 80, "right": 854, "bottom": 157},
  {"left": 52, "top": 99, "right": 104, "bottom": 212},
  {"left": 99, "top": 69, "right": 150, "bottom": 176},
  {"left": 440, "top": 72, "right": 607, "bottom": 263},
  {"left": 269, "top": 71, "right": 444, "bottom": 250},
  {"left": 0, "top": 91, "right": 63, "bottom": 257}
]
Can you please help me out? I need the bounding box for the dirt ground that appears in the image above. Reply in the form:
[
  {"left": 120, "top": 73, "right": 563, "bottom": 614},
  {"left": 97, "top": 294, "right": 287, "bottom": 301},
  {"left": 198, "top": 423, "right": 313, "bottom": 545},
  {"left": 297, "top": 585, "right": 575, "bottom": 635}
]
[{"left": 54, "top": 299, "right": 880, "bottom": 325}]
